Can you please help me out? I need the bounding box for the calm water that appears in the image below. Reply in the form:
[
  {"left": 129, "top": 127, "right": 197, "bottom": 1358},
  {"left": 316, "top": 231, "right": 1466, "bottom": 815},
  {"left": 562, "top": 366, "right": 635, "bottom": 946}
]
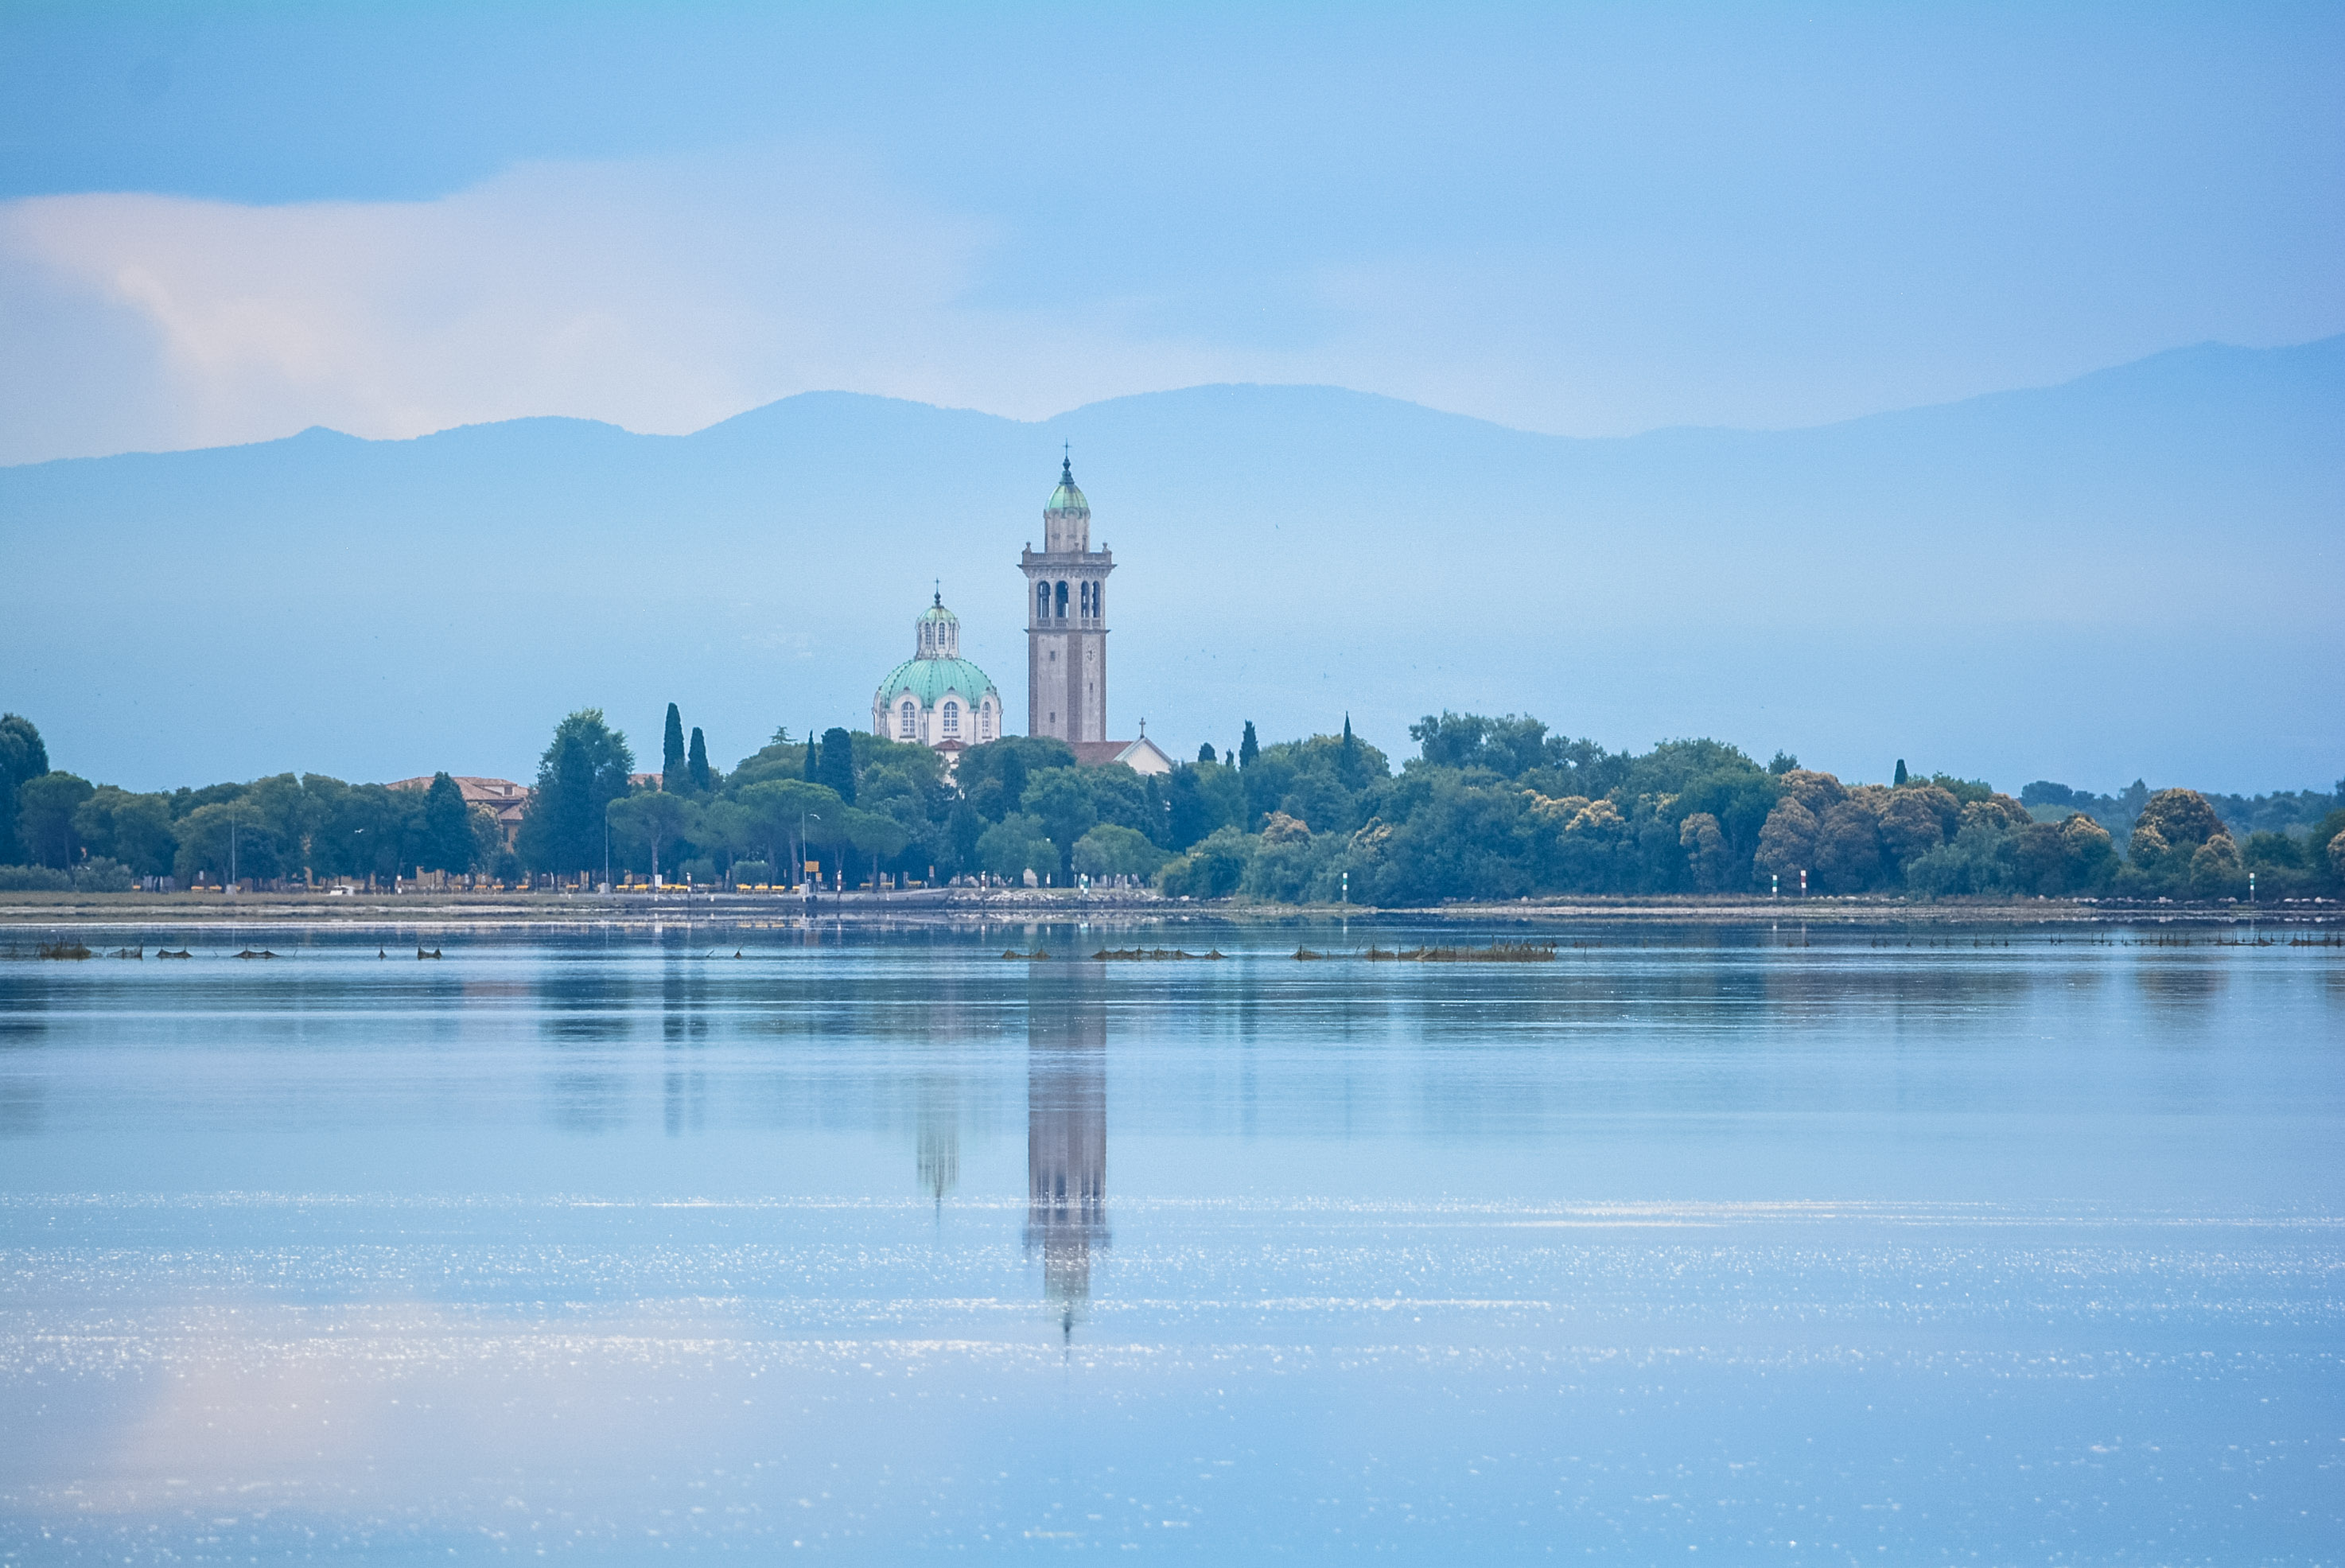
[{"left": 0, "top": 919, "right": 2339, "bottom": 1563}]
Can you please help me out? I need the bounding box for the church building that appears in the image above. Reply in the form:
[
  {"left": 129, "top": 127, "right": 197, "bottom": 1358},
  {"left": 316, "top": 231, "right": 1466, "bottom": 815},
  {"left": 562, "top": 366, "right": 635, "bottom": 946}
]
[
  {"left": 870, "top": 460, "right": 1171, "bottom": 775},
  {"left": 871, "top": 594, "right": 1001, "bottom": 757},
  {"left": 1021, "top": 459, "right": 1172, "bottom": 775}
]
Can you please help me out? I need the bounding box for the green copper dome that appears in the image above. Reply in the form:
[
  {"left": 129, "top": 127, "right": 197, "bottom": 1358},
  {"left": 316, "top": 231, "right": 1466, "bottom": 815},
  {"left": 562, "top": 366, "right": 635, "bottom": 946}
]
[
  {"left": 877, "top": 656, "right": 998, "bottom": 708},
  {"left": 1047, "top": 456, "right": 1088, "bottom": 514}
]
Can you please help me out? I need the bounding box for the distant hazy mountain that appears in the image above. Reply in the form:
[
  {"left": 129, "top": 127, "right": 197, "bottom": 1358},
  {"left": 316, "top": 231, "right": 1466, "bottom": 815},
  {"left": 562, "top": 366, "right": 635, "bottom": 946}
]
[{"left": 4, "top": 337, "right": 2339, "bottom": 795}]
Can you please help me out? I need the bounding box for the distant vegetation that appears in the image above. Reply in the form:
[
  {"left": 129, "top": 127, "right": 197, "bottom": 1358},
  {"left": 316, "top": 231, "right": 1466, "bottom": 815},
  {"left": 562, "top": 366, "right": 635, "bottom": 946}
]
[{"left": 1, "top": 706, "right": 2338, "bottom": 904}]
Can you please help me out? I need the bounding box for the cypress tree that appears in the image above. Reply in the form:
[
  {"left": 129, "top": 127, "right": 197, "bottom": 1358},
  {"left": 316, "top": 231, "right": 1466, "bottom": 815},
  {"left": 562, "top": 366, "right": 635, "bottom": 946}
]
[
  {"left": 1239, "top": 721, "right": 1259, "bottom": 768},
  {"left": 998, "top": 745, "right": 1028, "bottom": 811},
  {"left": 686, "top": 727, "right": 713, "bottom": 793},
  {"left": 422, "top": 771, "right": 472, "bottom": 873},
  {"left": 803, "top": 728, "right": 819, "bottom": 781},
  {"left": 1197, "top": 742, "right": 1217, "bottom": 765},
  {"left": 662, "top": 703, "right": 686, "bottom": 792},
  {"left": 1894, "top": 759, "right": 1909, "bottom": 788},
  {"left": 817, "top": 726, "right": 857, "bottom": 804}
]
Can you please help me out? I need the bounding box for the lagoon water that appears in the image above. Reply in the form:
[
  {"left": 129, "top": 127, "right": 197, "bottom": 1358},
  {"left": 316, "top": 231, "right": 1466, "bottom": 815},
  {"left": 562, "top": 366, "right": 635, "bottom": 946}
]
[{"left": 1, "top": 919, "right": 2339, "bottom": 1562}]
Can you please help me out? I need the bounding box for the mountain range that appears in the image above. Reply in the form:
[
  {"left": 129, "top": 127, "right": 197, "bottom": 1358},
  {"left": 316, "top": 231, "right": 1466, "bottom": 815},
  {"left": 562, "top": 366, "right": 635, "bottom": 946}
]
[{"left": 3, "top": 337, "right": 2339, "bottom": 796}]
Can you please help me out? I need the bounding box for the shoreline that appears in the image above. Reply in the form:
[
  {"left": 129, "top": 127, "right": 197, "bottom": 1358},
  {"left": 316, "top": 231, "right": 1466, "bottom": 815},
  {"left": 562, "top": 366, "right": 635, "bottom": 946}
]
[{"left": 1, "top": 889, "right": 2333, "bottom": 931}]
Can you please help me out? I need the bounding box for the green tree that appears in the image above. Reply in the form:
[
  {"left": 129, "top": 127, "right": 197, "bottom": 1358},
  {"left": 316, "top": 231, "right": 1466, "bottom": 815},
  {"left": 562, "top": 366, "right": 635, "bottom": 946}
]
[
  {"left": 1239, "top": 721, "right": 1260, "bottom": 768},
  {"left": 1753, "top": 797, "right": 1819, "bottom": 889},
  {"left": 841, "top": 806, "right": 911, "bottom": 886},
  {"left": 1158, "top": 826, "right": 1252, "bottom": 897},
  {"left": 469, "top": 805, "right": 508, "bottom": 877},
  {"left": 733, "top": 780, "right": 845, "bottom": 880},
  {"left": 687, "top": 726, "right": 714, "bottom": 793},
  {"left": 1879, "top": 784, "right": 1959, "bottom": 871},
  {"left": 2129, "top": 788, "right": 2226, "bottom": 869},
  {"left": 662, "top": 703, "right": 687, "bottom": 793},
  {"left": 516, "top": 710, "right": 635, "bottom": 876},
  {"left": 2188, "top": 834, "right": 2245, "bottom": 899},
  {"left": 949, "top": 798, "right": 984, "bottom": 872},
  {"left": 1021, "top": 767, "right": 1099, "bottom": 877},
  {"left": 1812, "top": 797, "right": 1886, "bottom": 893},
  {"left": 725, "top": 733, "right": 809, "bottom": 791},
  {"left": 0, "top": 714, "right": 49, "bottom": 866},
  {"left": 422, "top": 772, "right": 473, "bottom": 873},
  {"left": 607, "top": 788, "right": 691, "bottom": 880},
  {"left": 16, "top": 772, "right": 93, "bottom": 867},
  {"left": 997, "top": 745, "right": 1028, "bottom": 811},
  {"left": 1073, "top": 824, "right": 1168, "bottom": 880},
  {"left": 1196, "top": 742, "right": 1216, "bottom": 765},
  {"left": 71, "top": 787, "right": 177, "bottom": 877},
  {"left": 1894, "top": 759, "right": 1908, "bottom": 787},
  {"left": 172, "top": 798, "right": 282, "bottom": 885},
  {"left": 803, "top": 728, "right": 819, "bottom": 782},
  {"left": 817, "top": 726, "right": 858, "bottom": 804},
  {"left": 2012, "top": 814, "right": 2118, "bottom": 895},
  {"left": 309, "top": 780, "right": 421, "bottom": 882},
  {"left": 976, "top": 812, "right": 1056, "bottom": 880},
  {"left": 1678, "top": 812, "right": 1728, "bottom": 891}
]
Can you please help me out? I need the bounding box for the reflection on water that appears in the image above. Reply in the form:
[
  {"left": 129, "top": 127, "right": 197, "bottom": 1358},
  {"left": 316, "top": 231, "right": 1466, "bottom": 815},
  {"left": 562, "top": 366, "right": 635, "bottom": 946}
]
[
  {"left": 1025, "top": 975, "right": 1109, "bottom": 1336},
  {"left": 916, "top": 1071, "right": 959, "bottom": 1204},
  {"left": 0, "top": 920, "right": 2339, "bottom": 1562}
]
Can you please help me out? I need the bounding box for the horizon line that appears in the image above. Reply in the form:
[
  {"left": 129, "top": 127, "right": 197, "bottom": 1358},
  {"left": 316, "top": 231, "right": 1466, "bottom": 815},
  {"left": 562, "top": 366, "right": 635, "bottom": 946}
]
[{"left": 10, "top": 332, "right": 2338, "bottom": 473}]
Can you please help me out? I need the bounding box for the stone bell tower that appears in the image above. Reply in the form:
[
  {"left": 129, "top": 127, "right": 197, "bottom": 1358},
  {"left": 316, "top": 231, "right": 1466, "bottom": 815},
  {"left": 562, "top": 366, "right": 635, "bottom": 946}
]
[{"left": 1021, "top": 457, "right": 1113, "bottom": 742}]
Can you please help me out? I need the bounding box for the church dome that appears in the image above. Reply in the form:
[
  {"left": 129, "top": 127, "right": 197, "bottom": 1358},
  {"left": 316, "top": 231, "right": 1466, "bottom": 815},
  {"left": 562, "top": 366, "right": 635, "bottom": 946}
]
[
  {"left": 874, "top": 590, "right": 1001, "bottom": 747},
  {"left": 1047, "top": 457, "right": 1088, "bottom": 515},
  {"left": 877, "top": 655, "right": 998, "bottom": 709}
]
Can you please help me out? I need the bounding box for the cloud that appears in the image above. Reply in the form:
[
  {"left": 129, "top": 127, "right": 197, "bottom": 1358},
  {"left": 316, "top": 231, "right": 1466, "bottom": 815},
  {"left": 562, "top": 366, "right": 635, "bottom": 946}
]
[{"left": 0, "top": 146, "right": 1255, "bottom": 463}]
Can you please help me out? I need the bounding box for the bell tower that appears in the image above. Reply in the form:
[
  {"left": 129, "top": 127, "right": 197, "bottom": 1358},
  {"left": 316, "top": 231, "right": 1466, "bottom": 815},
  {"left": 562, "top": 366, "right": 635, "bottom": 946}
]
[{"left": 1021, "top": 456, "right": 1113, "bottom": 743}]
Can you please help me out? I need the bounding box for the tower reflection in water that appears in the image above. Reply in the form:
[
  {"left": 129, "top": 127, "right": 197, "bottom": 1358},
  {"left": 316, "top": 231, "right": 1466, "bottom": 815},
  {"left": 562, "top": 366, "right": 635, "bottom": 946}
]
[{"left": 1024, "top": 979, "right": 1109, "bottom": 1340}]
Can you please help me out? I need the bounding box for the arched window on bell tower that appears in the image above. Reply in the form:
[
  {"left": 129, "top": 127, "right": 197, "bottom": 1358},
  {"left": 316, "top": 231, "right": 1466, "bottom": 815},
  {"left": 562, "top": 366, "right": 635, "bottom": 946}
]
[{"left": 1055, "top": 581, "right": 1069, "bottom": 619}]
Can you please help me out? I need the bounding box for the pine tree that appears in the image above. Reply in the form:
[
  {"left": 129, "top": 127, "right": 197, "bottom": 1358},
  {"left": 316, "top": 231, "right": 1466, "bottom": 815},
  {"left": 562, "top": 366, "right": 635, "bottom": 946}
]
[
  {"left": 1894, "top": 758, "right": 1909, "bottom": 788},
  {"left": 661, "top": 703, "right": 686, "bottom": 792},
  {"left": 686, "top": 727, "right": 713, "bottom": 793},
  {"left": 1239, "top": 721, "right": 1259, "bottom": 768}
]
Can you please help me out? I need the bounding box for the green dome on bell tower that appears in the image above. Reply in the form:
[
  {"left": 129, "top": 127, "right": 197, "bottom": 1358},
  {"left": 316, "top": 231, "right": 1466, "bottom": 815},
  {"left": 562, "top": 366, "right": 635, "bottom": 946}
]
[{"left": 1047, "top": 456, "right": 1088, "bottom": 518}]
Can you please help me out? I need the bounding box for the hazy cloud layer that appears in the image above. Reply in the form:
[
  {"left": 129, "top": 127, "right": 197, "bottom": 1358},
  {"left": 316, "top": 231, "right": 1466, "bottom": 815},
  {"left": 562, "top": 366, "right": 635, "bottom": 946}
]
[{"left": 0, "top": 149, "right": 1262, "bottom": 462}]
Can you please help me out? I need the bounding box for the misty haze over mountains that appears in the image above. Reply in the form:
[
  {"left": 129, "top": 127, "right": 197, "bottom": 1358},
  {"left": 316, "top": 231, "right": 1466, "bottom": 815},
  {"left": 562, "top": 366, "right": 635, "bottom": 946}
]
[{"left": 3, "top": 337, "right": 2337, "bottom": 796}]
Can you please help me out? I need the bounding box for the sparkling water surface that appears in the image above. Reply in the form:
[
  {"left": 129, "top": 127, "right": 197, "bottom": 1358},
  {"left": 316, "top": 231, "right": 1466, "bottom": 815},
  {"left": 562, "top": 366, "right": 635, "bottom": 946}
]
[{"left": 1, "top": 919, "right": 2339, "bottom": 1562}]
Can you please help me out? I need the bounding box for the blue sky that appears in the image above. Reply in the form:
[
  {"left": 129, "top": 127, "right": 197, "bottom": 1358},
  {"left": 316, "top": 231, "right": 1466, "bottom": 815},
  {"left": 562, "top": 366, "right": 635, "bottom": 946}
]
[{"left": 2, "top": 2, "right": 2340, "bottom": 465}]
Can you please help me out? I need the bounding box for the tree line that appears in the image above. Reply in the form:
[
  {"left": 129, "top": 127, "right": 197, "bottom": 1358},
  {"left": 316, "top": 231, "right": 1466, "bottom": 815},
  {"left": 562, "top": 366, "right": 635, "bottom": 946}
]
[{"left": 3, "top": 705, "right": 2339, "bottom": 902}]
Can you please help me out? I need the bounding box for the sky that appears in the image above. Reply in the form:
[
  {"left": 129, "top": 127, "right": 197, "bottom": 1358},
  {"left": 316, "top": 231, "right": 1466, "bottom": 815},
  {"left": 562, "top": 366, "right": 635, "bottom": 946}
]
[{"left": 2, "top": 2, "right": 2342, "bottom": 466}]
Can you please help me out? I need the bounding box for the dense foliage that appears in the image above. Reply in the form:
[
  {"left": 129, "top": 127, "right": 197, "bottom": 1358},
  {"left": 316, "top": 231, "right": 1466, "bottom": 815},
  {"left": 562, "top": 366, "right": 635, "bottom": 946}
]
[{"left": 2, "top": 703, "right": 2337, "bottom": 901}]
